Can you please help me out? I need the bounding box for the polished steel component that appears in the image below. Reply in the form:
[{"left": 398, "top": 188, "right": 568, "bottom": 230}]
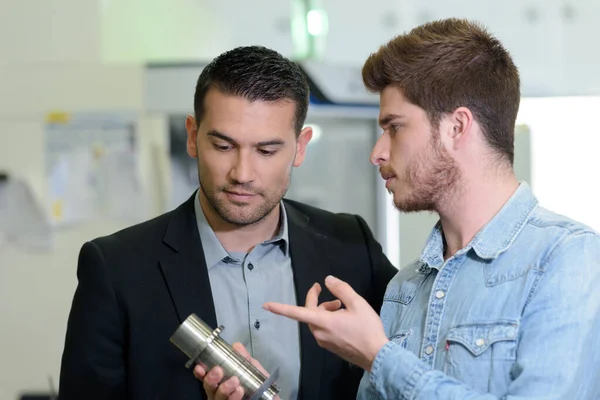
[{"left": 170, "top": 313, "right": 280, "bottom": 400}]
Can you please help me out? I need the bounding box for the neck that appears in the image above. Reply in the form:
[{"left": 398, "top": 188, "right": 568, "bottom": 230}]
[
  {"left": 198, "top": 191, "right": 282, "bottom": 253},
  {"left": 437, "top": 167, "right": 519, "bottom": 259}
]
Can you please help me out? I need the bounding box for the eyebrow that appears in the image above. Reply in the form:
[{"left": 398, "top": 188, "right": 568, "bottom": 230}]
[
  {"left": 378, "top": 114, "right": 405, "bottom": 128},
  {"left": 207, "top": 130, "right": 285, "bottom": 147}
]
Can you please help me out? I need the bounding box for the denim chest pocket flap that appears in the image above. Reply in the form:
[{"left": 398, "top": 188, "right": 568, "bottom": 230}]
[
  {"left": 446, "top": 321, "right": 519, "bottom": 357},
  {"left": 389, "top": 329, "right": 411, "bottom": 347},
  {"left": 384, "top": 273, "right": 430, "bottom": 305}
]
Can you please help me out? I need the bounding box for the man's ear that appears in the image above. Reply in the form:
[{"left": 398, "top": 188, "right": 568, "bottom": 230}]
[
  {"left": 442, "top": 106, "right": 474, "bottom": 150},
  {"left": 293, "top": 126, "right": 313, "bottom": 167},
  {"left": 185, "top": 114, "right": 199, "bottom": 158}
]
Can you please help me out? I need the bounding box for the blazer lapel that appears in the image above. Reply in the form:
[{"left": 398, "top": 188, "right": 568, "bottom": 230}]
[
  {"left": 159, "top": 193, "right": 217, "bottom": 330},
  {"left": 285, "top": 202, "right": 332, "bottom": 400}
]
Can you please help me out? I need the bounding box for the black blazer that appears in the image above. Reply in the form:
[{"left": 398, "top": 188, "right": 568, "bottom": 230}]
[{"left": 58, "top": 194, "right": 397, "bottom": 400}]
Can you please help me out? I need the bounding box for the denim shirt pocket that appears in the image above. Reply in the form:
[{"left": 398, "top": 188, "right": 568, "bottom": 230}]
[
  {"left": 443, "top": 320, "right": 519, "bottom": 393},
  {"left": 381, "top": 273, "right": 430, "bottom": 330}
]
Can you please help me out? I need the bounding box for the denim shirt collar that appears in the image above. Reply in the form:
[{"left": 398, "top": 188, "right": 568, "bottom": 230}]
[{"left": 419, "top": 182, "right": 539, "bottom": 269}]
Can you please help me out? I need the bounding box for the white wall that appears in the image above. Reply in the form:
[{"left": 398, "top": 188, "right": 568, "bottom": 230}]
[
  {"left": 518, "top": 96, "right": 600, "bottom": 232},
  {"left": 0, "top": 0, "right": 100, "bottom": 64},
  {"left": 321, "top": 0, "right": 600, "bottom": 96},
  {"left": 101, "top": 0, "right": 228, "bottom": 63}
]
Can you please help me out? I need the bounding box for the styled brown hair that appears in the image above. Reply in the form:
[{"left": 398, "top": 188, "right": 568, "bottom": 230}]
[{"left": 362, "top": 18, "right": 520, "bottom": 164}]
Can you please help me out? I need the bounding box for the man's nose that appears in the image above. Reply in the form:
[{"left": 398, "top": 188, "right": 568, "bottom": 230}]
[
  {"left": 370, "top": 133, "right": 390, "bottom": 166},
  {"left": 229, "top": 150, "right": 255, "bottom": 184}
]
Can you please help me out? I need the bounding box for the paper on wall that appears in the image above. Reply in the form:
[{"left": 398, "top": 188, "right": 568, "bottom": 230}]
[{"left": 45, "top": 111, "right": 145, "bottom": 227}]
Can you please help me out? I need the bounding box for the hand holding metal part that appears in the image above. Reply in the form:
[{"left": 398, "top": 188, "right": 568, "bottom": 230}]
[{"left": 170, "top": 313, "right": 281, "bottom": 400}]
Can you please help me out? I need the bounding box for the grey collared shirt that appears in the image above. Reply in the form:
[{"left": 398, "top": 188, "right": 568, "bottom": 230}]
[{"left": 194, "top": 191, "right": 300, "bottom": 400}]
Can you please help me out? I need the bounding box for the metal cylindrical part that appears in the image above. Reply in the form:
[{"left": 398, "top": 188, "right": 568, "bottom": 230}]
[{"left": 170, "top": 314, "right": 280, "bottom": 400}]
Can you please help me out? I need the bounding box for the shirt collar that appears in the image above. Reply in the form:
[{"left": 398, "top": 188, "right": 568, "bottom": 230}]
[
  {"left": 419, "top": 182, "right": 539, "bottom": 269},
  {"left": 193, "top": 190, "right": 290, "bottom": 270}
]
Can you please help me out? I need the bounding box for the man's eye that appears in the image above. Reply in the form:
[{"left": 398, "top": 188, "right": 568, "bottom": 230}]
[
  {"left": 213, "top": 143, "right": 231, "bottom": 151},
  {"left": 389, "top": 124, "right": 401, "bottom": 134},
  {"left": 258, "top": 149, "right": 276, "bottom": 156}
]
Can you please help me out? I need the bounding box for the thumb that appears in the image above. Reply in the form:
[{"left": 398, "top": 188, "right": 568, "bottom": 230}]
[
  {"left": 233, "top": 342, "right": 270, "bottom": 376},
  {"left": 232, "top": 342, "right": 251, "bottom": 360},
  {"left": 324, "top": 275, "right": 363, "bottom": 309}
]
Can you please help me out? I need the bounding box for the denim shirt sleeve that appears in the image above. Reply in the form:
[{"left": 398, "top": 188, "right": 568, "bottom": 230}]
[{"left": 368, "top": 232, "right": 600, "bottom": 400}]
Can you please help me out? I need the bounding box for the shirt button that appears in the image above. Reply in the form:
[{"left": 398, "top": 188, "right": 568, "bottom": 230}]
[
  {"left": 424, "top": 345, "right": 434, "bottom": 355},
  {"left": 475, "top": 338, "right": 485, "bottom": 347},
  {"left": 435, "top": 290, "right": 445, "bottom": 299},
  {"left": 254, "top": 320, "right": 260, "bottom": 330},
  {"left": 248, "top": 263, "right": 254, "bottom": 271}
]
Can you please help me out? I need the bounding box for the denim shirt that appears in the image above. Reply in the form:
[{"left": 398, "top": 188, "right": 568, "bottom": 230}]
[{"left": 357, "top": 183, "right": 600, "bottom": 400}]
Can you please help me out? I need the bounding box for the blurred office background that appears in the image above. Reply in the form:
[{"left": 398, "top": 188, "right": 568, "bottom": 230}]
[{"left": 1, "top": 0, "right": 599, "bottom": 398}]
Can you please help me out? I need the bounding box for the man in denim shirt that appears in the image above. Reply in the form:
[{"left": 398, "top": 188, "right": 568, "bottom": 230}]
[{"left": 264, "top": 18, "right": 600, "bottom": 400}]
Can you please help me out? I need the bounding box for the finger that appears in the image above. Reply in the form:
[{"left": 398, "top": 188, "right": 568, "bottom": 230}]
[
  {"left": 263, "top": 302, "right": 321, "bottom": 325},
  {"left": 324, "top": 275, "right": 364, "bottom": 309},
  {"left": 193, "top": 364, "right": 207, "bottom": 380},
  {"left": 305, "top": 283, "right": 321, "bottom": 309},
  {"left": 214, "top": 376, "right": 240, "bottom": 400},
  {"left": 229, "top": 386, "right": 245, "bottom": 400},
  {"left": 319, "top": 299, "right": 342, "bottom": 311},
  {"left": 203, "top": 366, "right": 224, "bottom": 393}
]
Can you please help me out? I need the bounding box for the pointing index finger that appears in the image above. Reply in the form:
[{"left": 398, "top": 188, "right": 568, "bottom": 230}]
[{"left": 263, "top": 302, "right": 321, "bottom": 325}]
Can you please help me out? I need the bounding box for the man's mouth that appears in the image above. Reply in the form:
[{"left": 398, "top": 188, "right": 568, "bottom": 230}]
[{"left": 224, "top": 190, "right": 257, "bottom": 201}]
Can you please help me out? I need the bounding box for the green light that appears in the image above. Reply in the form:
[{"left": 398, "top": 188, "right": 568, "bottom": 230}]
[
  {"left": 291, "top": 0, "right": 310, "bottom": 59},
  {"left": 290, "top": 0, "right": 328, "bottom": 60},
  {"left": 307, "top": 9, "right": 328, "bottom": 36}
]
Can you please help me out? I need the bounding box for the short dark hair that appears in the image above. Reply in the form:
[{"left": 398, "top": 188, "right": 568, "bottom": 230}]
[
  {"left": 362, "top": 18, "right": 520, "bottom": 164},
  {"left": 194, "top": 46, "right": 309, "bottom": 135}
]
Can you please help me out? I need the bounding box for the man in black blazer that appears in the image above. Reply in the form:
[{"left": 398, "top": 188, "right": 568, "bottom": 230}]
[{"left": 58, "top": 45, "right": 397, "bottom": 400}]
